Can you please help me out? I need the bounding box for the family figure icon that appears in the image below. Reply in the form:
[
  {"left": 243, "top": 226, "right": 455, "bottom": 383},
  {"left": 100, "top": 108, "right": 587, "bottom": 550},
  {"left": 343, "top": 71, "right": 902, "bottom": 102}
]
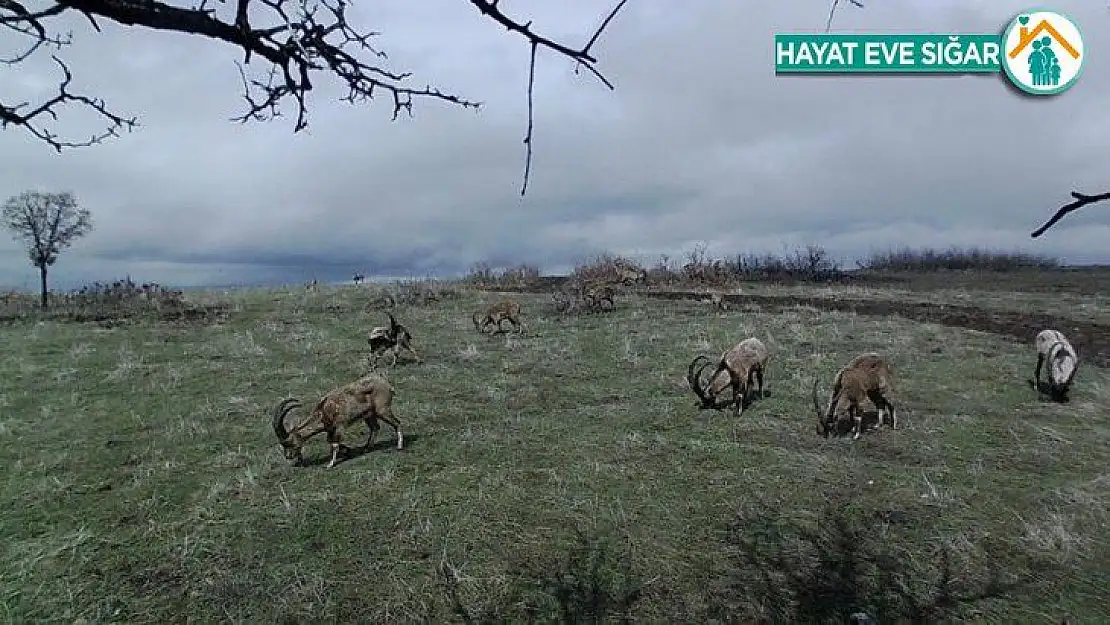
[{"left": 1028, "top": 37, "right": 1061, "bottom": 86}]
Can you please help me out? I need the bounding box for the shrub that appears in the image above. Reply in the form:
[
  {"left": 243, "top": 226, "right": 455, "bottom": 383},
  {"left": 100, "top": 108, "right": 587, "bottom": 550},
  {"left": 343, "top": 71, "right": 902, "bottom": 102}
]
[{"left": 856, "top": 247, "right": 1060, "bottom": 273}]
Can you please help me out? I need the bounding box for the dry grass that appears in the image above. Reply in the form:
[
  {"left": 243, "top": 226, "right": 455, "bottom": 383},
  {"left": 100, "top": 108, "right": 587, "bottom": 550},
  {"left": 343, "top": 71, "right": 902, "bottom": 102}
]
[{"left": 0, "top": 284, "right": 1107, "bottom": 622}]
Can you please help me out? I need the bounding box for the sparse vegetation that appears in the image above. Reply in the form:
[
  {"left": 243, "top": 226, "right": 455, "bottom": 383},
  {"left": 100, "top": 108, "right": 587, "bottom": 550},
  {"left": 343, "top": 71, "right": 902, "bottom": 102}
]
[
  {"left": 0, "top": 275, "right": 1108, "bottom": 622},
  {"left": 370, "top": 278, "right": 463, "bottom": 309},
  {"left": 857, "top": 246, "right": 1060, "bottom": 273},
  {"left": 463, "top": 263, "right": 542, "bottom": 290},
  {"left": 0, "top": 277, "right": 225, "bottom": 325}
]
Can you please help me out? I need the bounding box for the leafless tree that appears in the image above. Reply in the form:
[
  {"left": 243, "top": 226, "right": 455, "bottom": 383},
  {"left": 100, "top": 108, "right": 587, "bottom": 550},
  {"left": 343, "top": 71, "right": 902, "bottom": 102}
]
[
  {"left": 1, "top": 190, "right": 93, "bottom": 310},
  {"left": 0, "top": 0, "right": 628, "bottom": 195}
]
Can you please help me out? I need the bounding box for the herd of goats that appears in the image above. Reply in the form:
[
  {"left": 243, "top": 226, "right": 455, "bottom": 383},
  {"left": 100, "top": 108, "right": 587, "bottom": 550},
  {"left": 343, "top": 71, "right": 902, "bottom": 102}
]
[{"left": 272, "top": 272, "right": 1082, "bottom": 469}]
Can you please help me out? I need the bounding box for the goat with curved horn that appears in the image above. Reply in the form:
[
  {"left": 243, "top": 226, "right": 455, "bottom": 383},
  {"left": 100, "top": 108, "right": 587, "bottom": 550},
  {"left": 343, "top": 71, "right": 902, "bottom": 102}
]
[
  {"left": 271, "top": 373, "right": 404, "bottom": 469},
  {"left": 686, "top": 337, "right": 770, "bottom": 416}
]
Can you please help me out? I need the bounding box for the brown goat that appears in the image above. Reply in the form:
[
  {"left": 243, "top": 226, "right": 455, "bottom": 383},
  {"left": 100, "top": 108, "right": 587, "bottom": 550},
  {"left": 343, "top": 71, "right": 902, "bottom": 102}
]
[
  {"left": 272, "top": 373, "right": 403, "bottom": 469},
  {"left": 368, "top": 312, "right": 422, "bottom": 366},
  {"left": 472, "top": 299, "right": 523, "bottom": 334},
  {"left": 687, "top": 337, "right": 771, "bottom": 415},
  {"left": 814, "top": 352, "right": 897, "bottom": 439}
]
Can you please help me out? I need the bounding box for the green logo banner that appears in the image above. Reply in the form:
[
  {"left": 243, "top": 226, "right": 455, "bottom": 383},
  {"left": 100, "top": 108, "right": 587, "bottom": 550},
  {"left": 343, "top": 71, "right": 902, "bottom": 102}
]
[{"left": 775, "top": 34, "right": 1003, "bottom": 73}]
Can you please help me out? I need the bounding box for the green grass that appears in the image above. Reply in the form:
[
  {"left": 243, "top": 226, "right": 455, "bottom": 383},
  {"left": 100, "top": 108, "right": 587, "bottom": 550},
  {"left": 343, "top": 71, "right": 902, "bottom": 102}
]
[{"left": 1, "top": 286, "right": 1108, "bottom": 623}]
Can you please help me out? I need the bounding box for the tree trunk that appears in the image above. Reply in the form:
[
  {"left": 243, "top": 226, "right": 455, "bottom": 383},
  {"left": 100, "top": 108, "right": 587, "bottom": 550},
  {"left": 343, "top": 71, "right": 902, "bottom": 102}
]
[{"left": 39, "top": 265, "right": 48, "bottom": 311}]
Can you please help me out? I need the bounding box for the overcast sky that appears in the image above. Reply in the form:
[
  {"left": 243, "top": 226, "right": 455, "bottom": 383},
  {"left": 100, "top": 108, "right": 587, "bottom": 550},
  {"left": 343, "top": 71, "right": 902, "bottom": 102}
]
[{"left": 1, "top": 0, "right": 1107, "bottom": 288}]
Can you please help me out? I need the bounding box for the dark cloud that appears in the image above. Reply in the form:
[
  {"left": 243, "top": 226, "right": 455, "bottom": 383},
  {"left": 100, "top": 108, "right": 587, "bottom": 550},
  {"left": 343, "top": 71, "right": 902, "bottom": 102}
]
[{"left": 0, "top": 0, "right": 1107, "bottom": 288}]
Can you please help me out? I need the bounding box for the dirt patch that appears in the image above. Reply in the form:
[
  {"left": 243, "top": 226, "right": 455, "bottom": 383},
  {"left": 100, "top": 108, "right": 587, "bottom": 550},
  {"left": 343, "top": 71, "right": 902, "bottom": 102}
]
[{"left": 645, "top": 291, "right": 1110, "bottom": 368}]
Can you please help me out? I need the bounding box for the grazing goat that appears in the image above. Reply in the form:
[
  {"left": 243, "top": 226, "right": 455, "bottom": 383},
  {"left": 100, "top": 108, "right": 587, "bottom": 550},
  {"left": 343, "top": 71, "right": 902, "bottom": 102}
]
[
  {"left": 814, "top": 352, "right": 897, "bottom": 440},
  {"left": 272, "top": 373, "right": 403, "bottom": 469},
  {"left": 368, "top": 312, "right": 422, "bottom": 366},
  {"left": 1030, "top": 329, "right": 1079, "bottom": 402},
  {"left": 581, "top": 281, "right": 618, "bottom": 311},
  {"left": 473, "top": 299, "right": 523, "bottom": 334},
  {"left": 702, "top": 291, "right": 727, "bottom": 312},
  {"left": 352, "top": 272, "right": 365, "bottom": 285},
  {"left": 687, "top": 337, "right": 771, "bottom": 415}
]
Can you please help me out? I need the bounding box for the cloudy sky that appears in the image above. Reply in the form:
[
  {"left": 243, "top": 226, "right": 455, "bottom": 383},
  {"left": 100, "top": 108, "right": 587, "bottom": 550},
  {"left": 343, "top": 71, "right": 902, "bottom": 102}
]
[{"left": 1, "top": 0, "right": 1107, "bottom": 289}]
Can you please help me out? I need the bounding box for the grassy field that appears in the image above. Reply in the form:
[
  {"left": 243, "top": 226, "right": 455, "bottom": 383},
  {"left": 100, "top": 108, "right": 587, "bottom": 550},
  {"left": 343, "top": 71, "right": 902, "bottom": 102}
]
[{"left": 1, "top": 285, "right": 1108, "bottom": 623}]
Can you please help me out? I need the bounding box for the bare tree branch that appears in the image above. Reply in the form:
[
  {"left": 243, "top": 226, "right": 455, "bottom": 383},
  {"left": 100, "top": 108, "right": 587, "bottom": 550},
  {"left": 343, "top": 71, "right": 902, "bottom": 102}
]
[
  {"left": 521, "top": 40, "right": 537, "bottom": 196},
  {"left": 825, "top": 0, "right": 864, "bottom": 33},
  {"left": 1031, "top": 191, "right": 1110, "bottom": 238},
  {"left": 468, "top": 0, "right": 629, "bottom": 195},
  {"left": 0, "top": 56, "right": 138, "bottom": 151},
  {"left": 1, "top": 0, "right": 630, "bottom": 194}
]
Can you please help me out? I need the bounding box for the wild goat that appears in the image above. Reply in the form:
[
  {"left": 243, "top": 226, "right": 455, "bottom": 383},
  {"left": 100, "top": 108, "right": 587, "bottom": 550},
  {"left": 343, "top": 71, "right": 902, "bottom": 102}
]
[
  {"left": 702, "top": 291, "right": 727, "bottom": 312},
  {"left": 814, "top": 352, "right": 897, "bottom": 440},
  {"left": 352, "top": 272, "right": 365, "bottom": 285},
  {"left": 581, "top": 281, "right": 618, "bottom": 311},
  {"left": 687, "top": 337, "right": 771, "bottom": 415},
  {"left": 1030, "top": 329, "right": 1079, "bottom": 402},
  {"left": 473, "top": 299, "right": 523, "bottom": 334},
  {"left": 552, "top": 289, "right": 573, "bottom": 314},
  {"left": 272, "top": 373, "right": 403, "bottom": 469},
  {"left": 305, "top": 279, "right": 318, "bottom": 291},
  {"left": 368, "top": 312, "right": 422, "bottom": 366}
]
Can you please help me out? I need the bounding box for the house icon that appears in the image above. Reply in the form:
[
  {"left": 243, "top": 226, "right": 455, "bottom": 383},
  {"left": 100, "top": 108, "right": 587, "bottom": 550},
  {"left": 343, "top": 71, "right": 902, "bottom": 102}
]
[{"left": 1008, "top": 18, "right": 1080, "bottom": 60}]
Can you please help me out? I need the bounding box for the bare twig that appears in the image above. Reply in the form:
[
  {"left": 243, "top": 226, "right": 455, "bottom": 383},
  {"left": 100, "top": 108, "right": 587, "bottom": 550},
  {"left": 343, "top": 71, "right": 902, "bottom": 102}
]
[
  {"left": 468, "top": 0, "right": 627, "bottom": 194},
  {"left": 1, "top": 0, "right": 630, "bottom": 194},
  {"left": 521, "top": 40, "right": 537, "bottom": 196},
  {"left": 825, "top": 0, "right": 864, "bottom": 33},
  {"left": 0, "top": 56, "right": 138, "bottom": 151},
  {"left": 1031, "top": 191, "right": 1110, "bottom": 238}
]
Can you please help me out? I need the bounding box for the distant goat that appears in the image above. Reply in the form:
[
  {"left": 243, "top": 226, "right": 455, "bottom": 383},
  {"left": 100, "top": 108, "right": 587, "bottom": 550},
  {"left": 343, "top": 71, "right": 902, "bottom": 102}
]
[
  {"left": 1030, "top": 329, "right": 1079, "bottom": 402},
  {"left": 473, "top": 299, "right": 523, "bottom": 334},
  {"left": 702, "top": 291, "right": 727, "bottom": 312},
  {"left": 368, "top": 312, "right": 422, "bottom": 366},
  {"left": 353, "top": 272, "right": 365, "bottom": 285},
  {"left": 687, "top": 337, "right": 771, "bottom": 416},
  {"left": 814, "top": 352, "right": 897, "bottom": 439}
]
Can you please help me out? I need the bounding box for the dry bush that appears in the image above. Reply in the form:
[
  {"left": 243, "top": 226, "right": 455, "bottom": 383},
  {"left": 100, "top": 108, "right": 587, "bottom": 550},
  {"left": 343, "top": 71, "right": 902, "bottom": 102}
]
[
  {"left": 464, "top": 262, "right": 542, "bottom": 290},
  {"left": 857, "top": 247, "right": 1060, "bottom": 273},
  {"left": 570, "top": 253, "right": 645, "bottom": 284},
  {"left": 374, "top": 278, "right": 462, "bottom": 308},
  {"left": 646, "top": 243, "right": 847, "bottom": 287}
]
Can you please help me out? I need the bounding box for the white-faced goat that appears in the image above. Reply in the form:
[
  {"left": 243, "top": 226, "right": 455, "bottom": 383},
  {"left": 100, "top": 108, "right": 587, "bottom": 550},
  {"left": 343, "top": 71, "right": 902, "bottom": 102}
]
[
  {"left": 687, "top": 337, "right": 771, "bottom": 415},
  {"left": 1030, "top": 329, "right": 1079, "bottom": 402},
  {"left": 814, "top": 352, "right": 897, "bottom": 440}
]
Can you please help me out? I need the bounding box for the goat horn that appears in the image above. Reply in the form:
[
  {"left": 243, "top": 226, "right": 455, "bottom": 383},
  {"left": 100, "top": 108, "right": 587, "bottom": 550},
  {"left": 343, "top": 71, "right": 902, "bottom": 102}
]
[
  {"left": 272, "top": 398, "right": 300, "bottom": 442},
  {"left": 687, "top": 355, "right": 714, "bottom": 406},
  {"left": 812, "top": 377, "right": 822, "bottom": 419}
]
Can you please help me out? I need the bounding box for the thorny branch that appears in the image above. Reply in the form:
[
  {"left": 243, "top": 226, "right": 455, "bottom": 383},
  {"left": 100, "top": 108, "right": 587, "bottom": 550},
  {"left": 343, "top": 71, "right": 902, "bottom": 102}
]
[
  {"left": 1, "top": 0, "right": 629, "bottom": 195},
  {"left": 1031, "top": 191, "right": 1110, "bottom": 238}
]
